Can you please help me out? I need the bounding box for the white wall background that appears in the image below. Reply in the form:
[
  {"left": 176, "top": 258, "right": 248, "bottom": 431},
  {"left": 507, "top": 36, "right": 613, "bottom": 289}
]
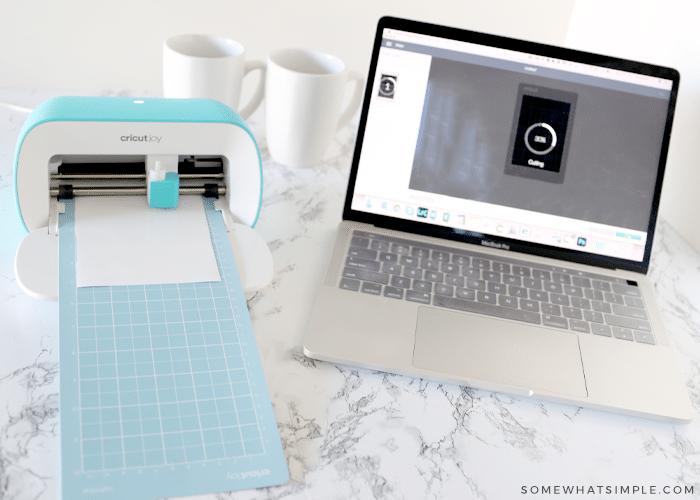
[
  {"left": 2, "top": 0, "right": 698, "bottom": 254},
  {"left": 0, "top": 0, "right": 575, "bottom": 92}
]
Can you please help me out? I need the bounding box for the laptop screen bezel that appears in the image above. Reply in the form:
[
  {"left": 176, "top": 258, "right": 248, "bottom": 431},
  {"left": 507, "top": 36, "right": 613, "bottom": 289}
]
[{"left": 342, "top": 16, "right": 679, "bottom": 275}]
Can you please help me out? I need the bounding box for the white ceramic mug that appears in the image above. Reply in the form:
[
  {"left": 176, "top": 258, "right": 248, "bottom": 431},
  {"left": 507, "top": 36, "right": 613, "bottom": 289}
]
[
  {"left": 163, "top": 34, "right": 265, "bottom": 119},
  {"left": 266, "top": 48, "right": 364, "bottom": 167}
]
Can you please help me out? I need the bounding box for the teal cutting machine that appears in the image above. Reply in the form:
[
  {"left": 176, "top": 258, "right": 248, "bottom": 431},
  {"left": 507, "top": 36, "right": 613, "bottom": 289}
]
[{"left": 14, "top": 96, "right": 273, "bottom": 300}]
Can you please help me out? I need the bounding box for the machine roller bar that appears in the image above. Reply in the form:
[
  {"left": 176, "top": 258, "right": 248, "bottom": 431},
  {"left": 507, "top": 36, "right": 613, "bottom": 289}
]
[
  {"left": 51, "top": 173, "right": 224, "bottom": 180},
  {"left": 49, "top": 186, "right": 226, "bottom": 198}
]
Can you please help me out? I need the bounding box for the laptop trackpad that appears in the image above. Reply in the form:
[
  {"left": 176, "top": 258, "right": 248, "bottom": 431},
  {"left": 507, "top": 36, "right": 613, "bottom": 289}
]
[{"left": 413, "top": 307, "right": 588, "bottom": 397}]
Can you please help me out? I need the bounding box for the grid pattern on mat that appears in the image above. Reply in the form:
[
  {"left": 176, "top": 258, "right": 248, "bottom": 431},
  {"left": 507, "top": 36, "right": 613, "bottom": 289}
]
[
  {"left": 58, "top": 197, "right": 288, "bottom": 500},
  {"left": 74, "top": 279, "right": 264, "bottom": 471}
]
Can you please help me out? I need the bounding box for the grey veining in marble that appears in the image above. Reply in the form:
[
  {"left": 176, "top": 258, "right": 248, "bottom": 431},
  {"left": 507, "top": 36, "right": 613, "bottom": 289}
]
[{"left": 1, "top": 90, "right": 700, "bottom": 500}]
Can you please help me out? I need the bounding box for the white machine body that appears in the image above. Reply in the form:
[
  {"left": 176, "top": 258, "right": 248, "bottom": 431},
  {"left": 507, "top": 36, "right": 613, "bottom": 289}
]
[{"left": 14, "top": 97, "right": 273, "bottom": 300}]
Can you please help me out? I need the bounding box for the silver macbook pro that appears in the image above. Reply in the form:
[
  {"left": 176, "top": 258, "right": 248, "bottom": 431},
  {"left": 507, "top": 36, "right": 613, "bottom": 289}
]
[{"left": 303, "top": 17, "right": 693, "bottom": 423}]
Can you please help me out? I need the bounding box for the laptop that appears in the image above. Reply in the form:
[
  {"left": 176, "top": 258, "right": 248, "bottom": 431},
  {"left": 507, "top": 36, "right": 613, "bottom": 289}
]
[{"left": 303, "top": 16, "right": 693, "bottom": 423}]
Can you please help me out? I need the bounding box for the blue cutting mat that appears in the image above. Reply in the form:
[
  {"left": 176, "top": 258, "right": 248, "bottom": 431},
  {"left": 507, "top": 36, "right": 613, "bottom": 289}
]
[{"left": 58, "top": 197, "right": 288, "bottom": 499}]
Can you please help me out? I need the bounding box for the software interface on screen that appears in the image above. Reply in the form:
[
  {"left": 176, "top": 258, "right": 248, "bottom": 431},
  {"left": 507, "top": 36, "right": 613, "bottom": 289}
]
[{"left": 350, "top": 28, "right": 674, "bottom": 263}]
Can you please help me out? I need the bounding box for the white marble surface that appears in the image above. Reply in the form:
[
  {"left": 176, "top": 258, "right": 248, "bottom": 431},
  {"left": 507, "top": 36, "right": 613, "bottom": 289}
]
[{"left": 1, "top": 89, "right": 700, "bottom": 500}]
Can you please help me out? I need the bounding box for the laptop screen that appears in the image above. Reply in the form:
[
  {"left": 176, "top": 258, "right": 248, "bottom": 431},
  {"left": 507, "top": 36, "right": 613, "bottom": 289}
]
[{"left": 345, "top": 18, "right": 679, "bottom": 274}]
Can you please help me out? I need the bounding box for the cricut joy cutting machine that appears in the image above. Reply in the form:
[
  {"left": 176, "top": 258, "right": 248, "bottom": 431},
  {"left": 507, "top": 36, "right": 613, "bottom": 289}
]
[
  {"left": 12, "top": 97, "right": 289, "bottom": 498},
  {"left": 14, "top": 96, "right": 273, "bottom": 300}
]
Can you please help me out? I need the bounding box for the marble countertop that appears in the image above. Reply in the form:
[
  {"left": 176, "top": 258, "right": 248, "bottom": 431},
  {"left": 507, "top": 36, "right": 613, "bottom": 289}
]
[{"left": 1, "top": 90, "right": 699, "bottom": 500}]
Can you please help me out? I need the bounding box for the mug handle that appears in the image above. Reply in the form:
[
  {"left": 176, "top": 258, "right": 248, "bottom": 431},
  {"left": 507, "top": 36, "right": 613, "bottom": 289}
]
[
  {"left": 238, "top": 60, "right": 266, "bottom": 120},
  {"left": 336, "top": 70, "right": 365, "bottom": 133}
]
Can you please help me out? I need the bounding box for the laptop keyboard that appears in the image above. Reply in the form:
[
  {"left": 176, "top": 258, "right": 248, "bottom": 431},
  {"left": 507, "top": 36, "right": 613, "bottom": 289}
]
[{"left": 338, "top": 230, "right": 656, "bottom": 345}]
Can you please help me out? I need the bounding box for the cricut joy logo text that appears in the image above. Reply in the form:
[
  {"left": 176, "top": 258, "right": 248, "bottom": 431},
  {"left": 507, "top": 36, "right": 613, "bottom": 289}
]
[
  {"left": 225, "top": 469, "right": 271, "bottom": 480},
  {"left": 120, "top": 134, "right": 162, "bottom": 143}
]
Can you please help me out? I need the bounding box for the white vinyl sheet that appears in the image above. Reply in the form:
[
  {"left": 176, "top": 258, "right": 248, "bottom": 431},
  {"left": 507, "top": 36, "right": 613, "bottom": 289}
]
[{"left": 74, "top": 195, "right": 221, "bottom": 287}]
